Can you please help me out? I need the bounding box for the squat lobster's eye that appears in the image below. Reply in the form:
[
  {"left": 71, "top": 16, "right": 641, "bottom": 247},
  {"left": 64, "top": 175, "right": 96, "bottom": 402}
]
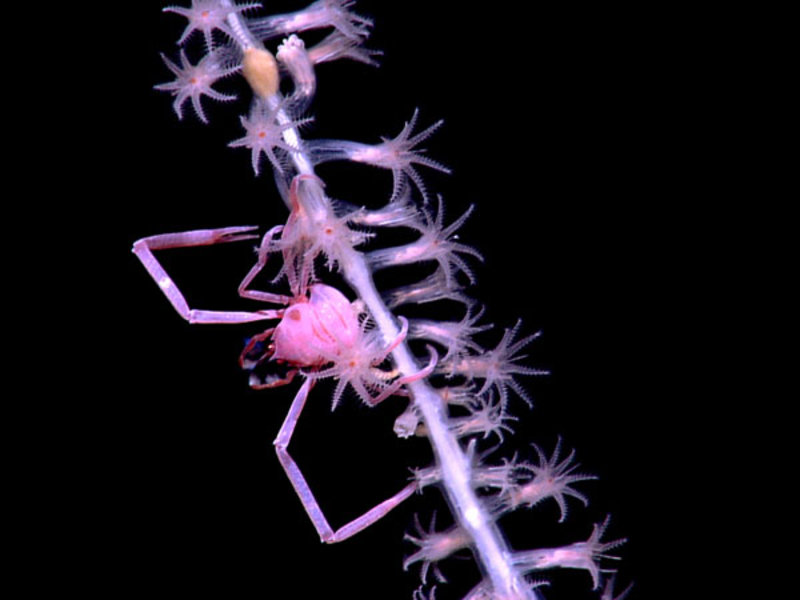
[{"left": 288, "top": 308, "right": 302, "bottom": 321}]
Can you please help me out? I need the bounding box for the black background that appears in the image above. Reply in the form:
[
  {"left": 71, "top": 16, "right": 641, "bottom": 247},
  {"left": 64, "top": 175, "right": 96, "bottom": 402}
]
[{"left": 71, "top": 1, "right": 713, "bottom": 598}]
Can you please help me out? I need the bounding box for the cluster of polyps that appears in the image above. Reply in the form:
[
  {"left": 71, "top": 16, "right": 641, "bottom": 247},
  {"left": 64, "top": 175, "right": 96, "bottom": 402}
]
[{"left": 135, "top": 2, "right": 631, "bottom": 599}]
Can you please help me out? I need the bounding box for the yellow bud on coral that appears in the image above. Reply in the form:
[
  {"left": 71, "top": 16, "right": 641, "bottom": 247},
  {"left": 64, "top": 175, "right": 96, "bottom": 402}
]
[{"left": 242, "top": 47, "right": 279, "bottom": 98}]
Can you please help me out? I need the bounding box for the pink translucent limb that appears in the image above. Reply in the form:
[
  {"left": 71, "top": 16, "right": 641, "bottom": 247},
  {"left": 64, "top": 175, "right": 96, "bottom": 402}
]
[
  {"left": 236, "top": 225, "right": 294, "bottom": 305},
  {"left": 132, "top": 226, "right": 279, "bottom": 324},
  {"left": 274, "top": 378, "right": 417, "bottom": 543}
]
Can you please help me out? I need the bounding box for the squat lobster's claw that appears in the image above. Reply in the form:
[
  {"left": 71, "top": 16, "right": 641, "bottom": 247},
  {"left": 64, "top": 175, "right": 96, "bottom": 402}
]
[
  {"left": 211, "top": 225, "right": 262, "bottom": 244},
  {"left": 135, "top": 225, "right": 261, "bottom": 251}
]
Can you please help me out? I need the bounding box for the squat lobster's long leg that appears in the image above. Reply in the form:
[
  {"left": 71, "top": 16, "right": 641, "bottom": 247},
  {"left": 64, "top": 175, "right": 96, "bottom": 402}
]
[
  {"left": 275, "top": 378, "right": 417, "bottom": 543},
  {"left": 237, "top": 225, "right": 294, "bottom": 305},
  {"left": 133, "top": 226, "right": 279, "bottom": 324}
]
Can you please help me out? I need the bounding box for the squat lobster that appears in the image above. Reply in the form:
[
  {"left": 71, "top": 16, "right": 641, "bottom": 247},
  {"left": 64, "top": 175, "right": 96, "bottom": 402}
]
[{"left": 132, "top": 175, "right": 434, "bottom": 543}]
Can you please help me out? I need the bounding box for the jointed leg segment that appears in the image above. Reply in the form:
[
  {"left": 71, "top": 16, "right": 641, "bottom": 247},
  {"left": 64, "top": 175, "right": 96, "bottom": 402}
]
[
  {"left": 132, "top": 226, "right": 282, "bottom": 324},
  {"left": 237, "top": 225, "right": 294, "bottom": 305},
  {"left": 274, "top": 378, "right": 417, "bottom": 543}
]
